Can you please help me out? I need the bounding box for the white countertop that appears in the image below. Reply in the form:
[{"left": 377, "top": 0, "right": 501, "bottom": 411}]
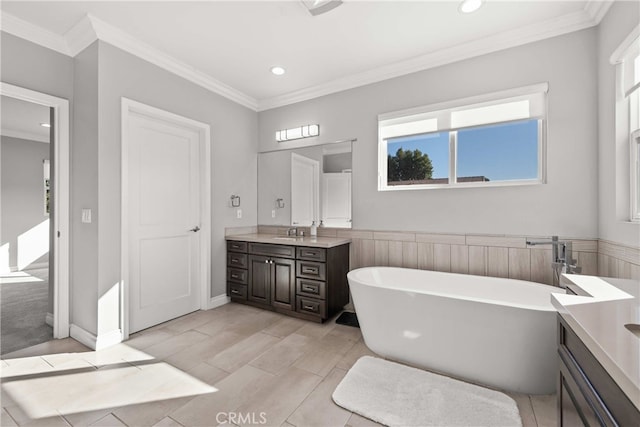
[
  {"left": 553, "top": 274, "right": 640, "bottom": 410},
  {"left": 226, "top": 233, "right": 351, "bottom": 249}
]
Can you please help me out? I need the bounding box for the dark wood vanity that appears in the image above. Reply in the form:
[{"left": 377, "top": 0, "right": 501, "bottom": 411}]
[{"left": 227, "top": 236, "right": 350, "bottom": 322}]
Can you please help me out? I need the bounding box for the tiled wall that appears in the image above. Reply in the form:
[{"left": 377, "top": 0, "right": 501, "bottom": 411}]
[
  {"left": 598, "top": 240, "right": 640, "bottom": 280},
  {"left": 252, "top": 226, "right": 600, "bottom": 287}
]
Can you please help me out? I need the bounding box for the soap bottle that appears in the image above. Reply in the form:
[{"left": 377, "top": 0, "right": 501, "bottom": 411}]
[{"left": 310, "top": 220, "right": 317, "bottom": 237}]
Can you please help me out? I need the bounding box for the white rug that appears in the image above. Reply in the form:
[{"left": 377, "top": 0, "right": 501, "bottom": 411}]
[{"left": 332, "top": 356, "right": 522, "bottom": 427}]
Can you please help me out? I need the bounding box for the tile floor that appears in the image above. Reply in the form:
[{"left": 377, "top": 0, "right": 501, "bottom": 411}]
[{"left": 1, "top": 303, "right": 557, "bottom": 426}]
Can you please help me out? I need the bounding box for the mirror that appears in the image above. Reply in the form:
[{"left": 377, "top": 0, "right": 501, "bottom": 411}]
[{"left": 258, "top": 141, "right": 352, "bottom": 228}]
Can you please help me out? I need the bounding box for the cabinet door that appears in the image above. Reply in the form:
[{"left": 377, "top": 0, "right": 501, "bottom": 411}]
[
  {"left": 248, "top": 255, "right": 271, "bottom": 305},
  {"left": 271, "top": 257, "right": 296, "bottom": 311}
]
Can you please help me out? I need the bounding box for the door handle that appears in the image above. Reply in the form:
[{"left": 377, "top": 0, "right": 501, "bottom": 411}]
[{"left": 189, "top": 226, "right": 200, "bottom": 232}]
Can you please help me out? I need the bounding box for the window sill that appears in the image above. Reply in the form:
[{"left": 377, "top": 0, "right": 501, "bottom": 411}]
[{"left": 378, "top": 179, "right": 544, "bottom": 191}]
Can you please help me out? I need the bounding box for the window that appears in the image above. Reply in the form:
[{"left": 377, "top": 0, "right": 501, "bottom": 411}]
[{"left": 378, "top": 84, "right": 547, "bottom": 190}]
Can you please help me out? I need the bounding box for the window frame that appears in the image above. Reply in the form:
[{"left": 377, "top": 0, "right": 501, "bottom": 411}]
[
  {"left": 631, "top": 129, "right": 640, "bottom": 222},
  {"left": 378, "top": 83, "right": 548, "bottom": 191}
]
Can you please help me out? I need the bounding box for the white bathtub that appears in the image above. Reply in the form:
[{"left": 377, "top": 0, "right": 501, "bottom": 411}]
[{"left": 348, "top": 266, "right": 559, "bottom": 394}]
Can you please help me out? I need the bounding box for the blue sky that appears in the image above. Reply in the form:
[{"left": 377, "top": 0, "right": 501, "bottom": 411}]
[{"left": 387, "top": 119, "right": 538, "bottom": 181}]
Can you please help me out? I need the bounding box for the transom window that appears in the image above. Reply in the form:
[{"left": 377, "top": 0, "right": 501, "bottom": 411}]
[{"left": 378, "top": 84, "right": 548, "bottom": 190}]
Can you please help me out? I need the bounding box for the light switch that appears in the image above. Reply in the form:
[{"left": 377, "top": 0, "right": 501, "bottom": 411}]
[
  {"left": 272, "top": 210, "right": 276, "bottom": 218},
  {"left": 81, "top": 208, "right": 92, "bottom": 223},
  {"left": 236, "top": 209, "right": 242, "bottom": 219}
]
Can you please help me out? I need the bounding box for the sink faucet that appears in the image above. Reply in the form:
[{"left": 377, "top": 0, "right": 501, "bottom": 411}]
[
  {"left": 287, "top": 227, "right": 298, "bottom": 237},
  {"left": 526, "top": 236, "right": 582, "bottom": 286}
]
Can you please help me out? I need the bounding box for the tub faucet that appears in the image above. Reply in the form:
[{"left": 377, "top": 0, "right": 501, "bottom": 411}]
[{"left": 526, "top": 236, "right": 582, "bottom": 285}]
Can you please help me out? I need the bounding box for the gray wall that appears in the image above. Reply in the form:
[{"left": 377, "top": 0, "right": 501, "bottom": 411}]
[
  {"left": 597, "top": 1, "right": 640, "bottom": 248},
  {"left": 72, "top": 41, "right": 258, "bottom": 335},
  {"left": 0, "top": 136, "right": 50, "bottom": 270},
  {"left": 259, "top": 28, "right": 599, "bottom": 239}
]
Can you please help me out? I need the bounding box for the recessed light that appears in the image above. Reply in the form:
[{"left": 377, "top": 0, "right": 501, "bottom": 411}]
[
  {"left": 270, "top": 66, "right": 286, "bottom": 76},
  {"left": 40, "top": 123, "right": 51, "bottom": 128},
  {"left": 459, "top": 0, "right": 483, "bottom": 14}
]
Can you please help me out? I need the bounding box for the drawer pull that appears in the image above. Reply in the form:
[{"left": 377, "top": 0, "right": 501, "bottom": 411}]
[
  {"left": 303, "top": 305, "right": 316, "bottom": 311},
  {"left": 302, "top": 285, "right": 317, "bottom": 292},
  {"left": 302, "top": 266, "right": 319, "bottom": 275},
  {"left": 231, "top": 289, "right": 240, "bottom": 295},
  {"left": 303, "top": 251, "right": 317, "bottom": 257},
  {"left": 231, "top": 258, "right": 240, "bottom": 264},
  {"left": 231, "top": 274, "right": 239, "bottom": 279}
]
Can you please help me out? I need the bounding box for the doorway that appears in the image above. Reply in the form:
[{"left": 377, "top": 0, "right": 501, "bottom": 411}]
[{"left": 0, "top": 82, "right": 70, "bottom": 352}]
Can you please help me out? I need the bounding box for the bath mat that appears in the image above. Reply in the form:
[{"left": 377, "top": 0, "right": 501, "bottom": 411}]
[
  {"left": 335, "top": 311, "right": 359, "bottom": 328},
  {"left": 332, "top": 356, "right": 522, "bottom": 427}
]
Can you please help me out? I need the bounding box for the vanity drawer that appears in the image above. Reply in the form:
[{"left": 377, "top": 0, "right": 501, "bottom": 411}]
[
  {"left": 297, "top": 296, "right": 326, "bottom": 318},
  {"left": 228, "top": 283, "right": 247, "bottom": 300},
  {"left": 249, "top": 243, "right": 295, "bottom": 259},
  {"left": 296, "top": 278, "right": 326, "bottom": 300},
  {"left": 227, "top": 268, "right": 248, "bottom": 285},
  {"left": 296, "top": 260, "right": 326, "bottom": 280},
  {"left": 227, "top": 253, "right": 247, "bottom": 268},
  {"left": 227, "top": 241, "right": 248, "bottom": 253},
  {"left": 296, "top": 247, "right": 326, "bottom": 262}
]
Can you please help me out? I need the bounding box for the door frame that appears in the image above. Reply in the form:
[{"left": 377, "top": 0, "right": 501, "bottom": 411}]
[
  {"left": 120, "top": 98, "right": 211, "bottom": 340},
  {"left": 0, "top": 82, "right": 71, "bottom": 339}
]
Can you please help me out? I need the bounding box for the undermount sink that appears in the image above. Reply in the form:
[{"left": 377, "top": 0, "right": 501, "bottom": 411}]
[{"left": 272, "top": 236, "right": 300, "bottom": 241}]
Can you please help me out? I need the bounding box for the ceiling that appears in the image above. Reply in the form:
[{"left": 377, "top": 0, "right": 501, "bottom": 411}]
[
  {"left": 0, "top": 96, "right": 50, "bottom": 143},
  {"left": 0, "top": 1, "right": 611, "bottom": 111}
]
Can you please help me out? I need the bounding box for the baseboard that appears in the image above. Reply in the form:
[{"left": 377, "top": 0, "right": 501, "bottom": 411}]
[
  {"left": 70, "top": 324, "right": 122, "bottom": 351},
  {"left": 209, "top": 293, "right": 230, "bottom": 310},
  {"left": 45, "top": 312, "right": 54, "bottom": 327}
]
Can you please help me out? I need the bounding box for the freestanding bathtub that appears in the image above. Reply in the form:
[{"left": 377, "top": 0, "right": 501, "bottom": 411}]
[{"left": 347, "top": 266, "right": 559, "bottom": 395}]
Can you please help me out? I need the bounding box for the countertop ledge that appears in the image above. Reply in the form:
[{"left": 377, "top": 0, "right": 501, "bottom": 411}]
[
  {"left": 226, "top": 233, "right": 351, "bottom": 248},
  {"left": 553, "top": 274, "right": 640, "bottom": 411}
]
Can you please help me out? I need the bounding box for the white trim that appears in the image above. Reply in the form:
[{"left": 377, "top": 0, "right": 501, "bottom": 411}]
[
  {"left": 631, "top": 129, "right": 640, "bottom": 222},
  {"left": 70, "top": 324, "right": 122, "bottom": 351},
  {"left": 610, "top": 24, "right": 640, "bottom": 64},
  {"left": 120, "top": 98, "right": 212, "bottom": 340},
  {"left": 0, "top": 129, "right": 49, "bottom": 143},
  {"left": 0, "top": 82, "right": 70, "bottom": 340},
  {"left": 257, "top": 10, "right": 594, "bottom": 111},
  {"left": 73, "top": 14, "right": 258, "bottom": 111},
  {"left": 0, "top": 11, "right": 70, "bottom": 55},
  {"left": 45, "top": 312, "right": 54, "bottom": 327},
  {"left": 3, "top": 6, "right": 604, "bottom": 113},
  {"left": 584, "top": 0, "right": 614, "bottom": 25},
  {"left": 21, "top": 262, "right": 49, "bottom": 271},
  {"left": 208, "top": 294, "right": 231, "bottom": 310}
]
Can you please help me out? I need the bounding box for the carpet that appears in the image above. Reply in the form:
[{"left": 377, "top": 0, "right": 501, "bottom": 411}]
[
  {"left": 1, "top": 268, "right": 52, "bottom": 355},
  {"left": 335, "top": 311, "right": 359, "bottom": 328},
  {"left": 332, "top": 356, "right": 522, "bottom": 427}
]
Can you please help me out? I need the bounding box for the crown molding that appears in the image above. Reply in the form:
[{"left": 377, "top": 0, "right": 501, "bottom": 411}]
[
  {"left": 584, "top": 0, "right": 613, "bottom": 24},
  {"left": 1, "top": 11, "right": 259, "bottom": 111},
  {"left": 69, "top": 15, "right": 259, "bottom": 111},
  {"left": 0, "top": 11, "right": 69, "bottom": 55},
  {"left": 257, "top": 7, "right": 604, "bottom": 111},
  {"left": 0, "top": 129, "right": 49, "bottom": 143}
]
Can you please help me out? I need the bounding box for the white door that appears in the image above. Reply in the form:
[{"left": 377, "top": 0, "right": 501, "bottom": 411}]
[
  {"left": 127, "top": 112, "right": 201, "bottom": 333},
  {"left": 322, "top": 172, "right": 352, "bottom": 228},
  {"left": 291, "top": 153, "right": 319, "bottom": 226}
]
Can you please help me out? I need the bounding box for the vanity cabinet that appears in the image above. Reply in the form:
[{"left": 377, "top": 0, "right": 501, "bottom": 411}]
[
  {"left": 226, "top": 239, "right": 349, "bottom": 322},
  {"left": 558, "top": 315, "right": 640, "bottom": 426}
]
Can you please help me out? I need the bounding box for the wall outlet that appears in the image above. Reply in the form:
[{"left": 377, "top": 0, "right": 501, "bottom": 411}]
[
  {"left": 236, "top": 209, "right": 242, "bottom": 219},
  {"left": 272, "top": 210, "right": 276, "bottom": 218},
  {"left": 81, "top": 208, "right": 92, "bottom": 223}
]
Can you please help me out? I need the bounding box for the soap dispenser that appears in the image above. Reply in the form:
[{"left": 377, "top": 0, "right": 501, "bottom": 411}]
[{"left": 310, "top": 220, "right": 317, "bottom": 237}]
